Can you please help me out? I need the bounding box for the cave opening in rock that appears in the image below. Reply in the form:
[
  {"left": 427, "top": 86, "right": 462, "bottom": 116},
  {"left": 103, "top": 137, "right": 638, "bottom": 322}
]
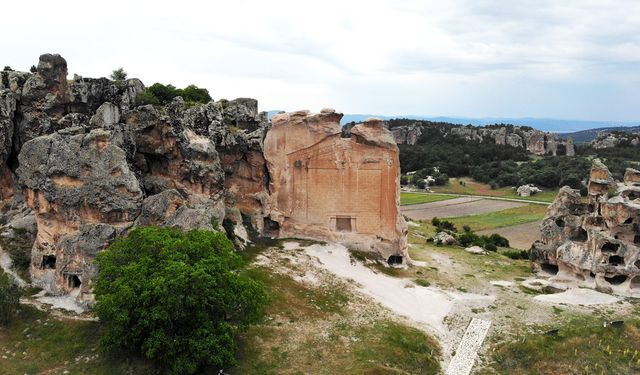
[
  {"left": 605, "top": 274, "right": 627, "bottom": 286},
  {"left": 601, "top": 242, "right": 620, "bottom": 253},
  {"left": 589, "top": 271, "right": 596, "bottom": 278},
  {"left": 635, "top": 235, "right": 640, "bottom": 244},
  {"left": 631, "top": 276, "right": 640, "bottom": 289},
  {"left": 388, "top": 255, "right": 403, "bottom": 265},
  {"left": 336, "top": 217, "right": 352, "bottom": 232},
  {"left": 571, "top": 228, "right": 588, "bottom": 242},
  {"left": 65, "top": 274, "right": 81, "bottom": 289},
  {"left": 541, "top": 263, "right": 559, "bottom": 275},
  {"left": 263, "top": 217, "right": 280, "bottom": 237},
  {"left": 624, "top": 217, "right": 634, "bottom": 225},
  {"left": 608, "top": 255, "right": 625, "bottom": 266},
  {"left": 555, "top": 219, "right": 565, "bottom": 228},
  {"left": 41, "top": 255, "right": 56, "bottom": 269}
]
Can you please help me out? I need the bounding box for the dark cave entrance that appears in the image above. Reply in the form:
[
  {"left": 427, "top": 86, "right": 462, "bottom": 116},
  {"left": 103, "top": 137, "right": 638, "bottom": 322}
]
[
  {"left": 387, "top": 255, "right": 403, "bottom": 266},
  {"left": 601, "top": 242, "right": 620, "bottom": 253},
  {"left": 65, "top": 274, "right": 82, "bottom": 289},
  {"left": 41, "top": 255, "right": 56, "bottom": 269},
  {"left": 541, "top": 263, "right": 559, "bottom": 275},
  {"left": 605, "top": 274, "right": 627, "bottom": 286},
  {"left": 608, "top": 255, "right": 625, "bottom": 266},
  {"left": 571, "top": 228, "right": 588, "bottom": 242},
  {"left": 263, "top": 217, "right": 280, "bottom": 237}
]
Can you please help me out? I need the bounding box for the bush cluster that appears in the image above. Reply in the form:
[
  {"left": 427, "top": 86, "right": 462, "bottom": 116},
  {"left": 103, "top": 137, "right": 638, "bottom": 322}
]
[
  {"left": 430, "top": 217, "right": 510, "bottom": 251},
  {"left": 136, "top": 83, "right": 212, "bottom": 106}
]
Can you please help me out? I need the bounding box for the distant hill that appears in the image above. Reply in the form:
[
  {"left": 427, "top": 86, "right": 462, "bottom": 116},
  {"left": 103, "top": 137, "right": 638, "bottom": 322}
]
[
  {"left": 267, "top": 111, "right": 639, "bottom": 135},
  {"left": 560, "top": 125, "right": 640, "bottom": 143}
]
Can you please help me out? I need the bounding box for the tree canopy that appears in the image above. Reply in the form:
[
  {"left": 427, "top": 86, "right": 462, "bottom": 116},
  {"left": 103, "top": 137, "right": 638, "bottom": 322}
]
[{"left": 95, "top": 227, "right": 267, "bottom": 374}]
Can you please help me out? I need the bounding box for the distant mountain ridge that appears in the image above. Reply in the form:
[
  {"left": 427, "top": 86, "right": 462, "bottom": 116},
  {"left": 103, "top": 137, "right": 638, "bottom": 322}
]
[{"left": 267, "top": 111, "right": 639, "bottom": 138}]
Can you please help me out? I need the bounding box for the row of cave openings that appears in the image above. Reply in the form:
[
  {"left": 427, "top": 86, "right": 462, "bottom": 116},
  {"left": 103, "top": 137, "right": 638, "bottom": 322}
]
[
  {"left": 40, "top": 255, "right": 82, "bottom": 289},
  {"left": 541, "top": 262, "right": 640, "bottom": 289}
]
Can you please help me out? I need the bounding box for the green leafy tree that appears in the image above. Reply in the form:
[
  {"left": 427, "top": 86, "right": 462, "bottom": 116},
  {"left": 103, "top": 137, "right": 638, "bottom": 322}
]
[
  {"left": 0, "top": 270, "right": 19, "bottom": 326},
  {"left": 95, "top": 227, "right": 267, "bottom": 374},
  {"left": 110, "top": 67, "right": 128, "bottom": 81}
]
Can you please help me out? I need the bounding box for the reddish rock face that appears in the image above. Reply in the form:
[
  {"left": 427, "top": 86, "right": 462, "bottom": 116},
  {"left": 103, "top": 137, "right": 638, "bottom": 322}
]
[{"left": 264, "top": 110, "right": 408, "bottom": 262}]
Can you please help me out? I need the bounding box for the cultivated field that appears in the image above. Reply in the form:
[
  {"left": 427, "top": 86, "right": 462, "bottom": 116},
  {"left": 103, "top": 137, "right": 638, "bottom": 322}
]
[
  {"left": 401, "top": 197, "right": 529, "bottom": 221},
  {"left": 429, "top": 178, "right": 558, "bottom": 203}
]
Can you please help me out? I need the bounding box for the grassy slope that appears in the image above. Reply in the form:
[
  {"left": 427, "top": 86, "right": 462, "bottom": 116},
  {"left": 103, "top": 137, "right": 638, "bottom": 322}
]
[
  {"left": 445, "top": 204, "right": 547, "bottom": 232},
  {"left": 0, "top": 305, "right": 151, "bottom": 375},
  {"left": 400, "top": 192, "right": 457, "bottom": 205},
  {"left": 429, "top": 178, "right": 557, "bottom": 203},
  {"left": 481, "top": 315, "right": 640, "bottom": 375},
  {"left": 231, "top": 266, "right": 441, "bottom": 375}
]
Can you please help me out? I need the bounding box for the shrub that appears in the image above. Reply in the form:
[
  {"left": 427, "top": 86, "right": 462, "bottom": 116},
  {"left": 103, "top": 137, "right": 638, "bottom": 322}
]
[
  {"left": 458, "top": 232, "right": 480, "bottom": 247},
  {"left": 431, "top": 217, "right": 456, "bottom": 232},
  {"left": 502, "top": 249, "right": 530, "bottom": 260},
  {"left": 110, "top": 68, "right": 128, "bottom": 81},
  {"left": 95, "top": 227, "right": 267, "bottom": 374},
  {"left": 29, "top": 65, "right": 37, "bottom": 73},
  {"left": 136, "top": 83, "right": 212, "bottom": 107},
  {"left": 484, "top": 243, "right": 498, "bottom": 252},
  {"left": 0, "top": 270, "right": 20, "bottom": 326},
  {"left": 488, "top": 233, "right": 510, "bottom": 248}
]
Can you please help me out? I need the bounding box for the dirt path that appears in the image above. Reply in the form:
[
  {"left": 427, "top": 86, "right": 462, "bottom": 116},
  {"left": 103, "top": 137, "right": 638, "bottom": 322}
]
[
  {"left": 0, "top": 245, "right": 27, "bottom": 287},
  {"left": 477, "top": 221, "right": 542, "bottom": 250},
  {"left": 402, "top": 197, "right": 528, "bottom": 221}
]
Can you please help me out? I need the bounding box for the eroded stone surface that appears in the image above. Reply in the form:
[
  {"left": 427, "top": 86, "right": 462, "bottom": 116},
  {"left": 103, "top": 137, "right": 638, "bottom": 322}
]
[
  {"left": 264, "top": 110, "right": 408, "bottom": 261},
  {"left": 531, "top": 159, "right": 640, "bottom": 296}
]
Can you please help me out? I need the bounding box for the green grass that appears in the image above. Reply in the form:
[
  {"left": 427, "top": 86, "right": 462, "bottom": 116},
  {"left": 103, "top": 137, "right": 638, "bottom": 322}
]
[
  {"left": 446, "top": 204, "right": 547, "bottom": 231},
  {"left": 483, "top": 317, "right": 640, "bottom": 375},
  {"left": 429, "top": 177, "right": 557, "bottom": 203},
  {"left": 400, "top": 192, "right": 456, "bottom": 205},
  {"left": 0, "top": 305, "right": 152, "bottom": 375},
  {"left": 232, "top": 266, "right": 441, "bottom": 374}
]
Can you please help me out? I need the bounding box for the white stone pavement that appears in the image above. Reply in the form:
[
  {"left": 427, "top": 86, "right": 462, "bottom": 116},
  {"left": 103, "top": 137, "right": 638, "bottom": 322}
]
[{"left": 445, "top": 318, "right": 492, "bottom": 375}]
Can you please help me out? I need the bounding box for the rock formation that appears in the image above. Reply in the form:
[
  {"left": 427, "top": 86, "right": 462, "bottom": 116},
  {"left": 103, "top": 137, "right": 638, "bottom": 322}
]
[
  {"left": 0, "top": 54, "right": 408, "bottom": 305},
  {"left": 591, "top": 131, "right": 640, "bottom": 149},
  {"left": 531, "top": 160, "right": 640, "bottom": 295},
  {"left": 264, "top": 110, "right": 408, "bottom": 263},
  {"left": 382, "top": 121, "right": 574, "bottom": 156}
]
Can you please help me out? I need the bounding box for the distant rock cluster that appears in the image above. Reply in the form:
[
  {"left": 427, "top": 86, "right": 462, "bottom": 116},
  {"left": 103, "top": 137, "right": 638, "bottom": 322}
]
[
  {"left": 591, "top": 131, "right": 640, "bottom": 149},
  {"left": 382, "top": 122, "right": 575, "bottom": 156},
  {"left": 532, "top": 160, "right": 640, "bottom": 295}
]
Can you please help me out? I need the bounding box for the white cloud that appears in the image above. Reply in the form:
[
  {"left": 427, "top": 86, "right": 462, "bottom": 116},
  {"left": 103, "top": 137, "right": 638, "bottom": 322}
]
[{"left": 2, "top": 0, "right": 639, "bottom": 120}]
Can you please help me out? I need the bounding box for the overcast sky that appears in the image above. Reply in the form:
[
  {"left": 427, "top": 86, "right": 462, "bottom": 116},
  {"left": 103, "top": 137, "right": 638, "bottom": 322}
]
[{"left": 2, "top": 0, "right": 639, "bottom": 121}]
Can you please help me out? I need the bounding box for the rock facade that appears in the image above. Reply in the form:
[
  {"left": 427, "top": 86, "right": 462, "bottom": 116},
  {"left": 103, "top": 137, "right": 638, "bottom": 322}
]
[
  {"left": 531, "top": 160, "right": 640, "bottom": 295},
  {"left": 0, "top": 54, "right": 408, "bottom": 304},
  {"left": 264, "top": 110, "right": 408, "bottom": 263}
]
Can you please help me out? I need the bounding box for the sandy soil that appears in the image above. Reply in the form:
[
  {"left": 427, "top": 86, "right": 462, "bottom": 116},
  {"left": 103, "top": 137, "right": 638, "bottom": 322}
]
[
  {"left": 402, "top": 197, "right": 527, "bottom": 221},
  {"left": 477, "top": 221, "right": 542, "bottom": 250},
  {"left": 534, "top": 288, "right": 620, "bottom": 305}
]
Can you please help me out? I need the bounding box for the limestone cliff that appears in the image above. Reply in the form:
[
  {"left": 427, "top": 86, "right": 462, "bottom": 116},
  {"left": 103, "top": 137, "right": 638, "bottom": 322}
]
[
  {"left": 531, "top": 160, "right": 640, "bottom": 295},
  {"left": 0, "top": 54, "right": 408, "bottom": 305}
]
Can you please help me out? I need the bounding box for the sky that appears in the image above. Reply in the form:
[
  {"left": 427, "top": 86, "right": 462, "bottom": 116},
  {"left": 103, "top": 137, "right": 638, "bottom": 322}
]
[{"left": 2, "top": 0, "right": 640, "bottom": 122}]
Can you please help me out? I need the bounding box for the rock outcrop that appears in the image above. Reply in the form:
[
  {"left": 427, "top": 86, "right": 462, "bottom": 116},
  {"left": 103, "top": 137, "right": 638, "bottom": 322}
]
[
  {"left": 591, "top": 131, "right": 640, "bottom": 149},
  {"left": 0, "top": 54, "right": 408, "bottom": 305},
  {"left": 531, "top": 160, "right": 640, "bottom": 295},
  {"left": 264, "top": 110, "right": 408, "bottom": 263},
  {"left": 383, "top": 121, "right": 574, "bottom": 156}
]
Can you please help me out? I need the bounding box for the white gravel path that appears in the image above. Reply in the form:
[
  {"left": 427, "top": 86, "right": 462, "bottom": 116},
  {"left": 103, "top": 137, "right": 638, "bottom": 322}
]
[
  {"left": 302, "top": 242, "right": 494, "bottom": 335},
  {"left": 445, "top": 318, "right": 492, "bottom": 375}
]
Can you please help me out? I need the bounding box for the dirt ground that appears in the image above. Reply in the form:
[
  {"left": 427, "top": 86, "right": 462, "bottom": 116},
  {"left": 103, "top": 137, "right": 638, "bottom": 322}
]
[
  {"left": 401, "top": 197, "right": 528, "bottom": 221},
  {"left": 477, "top": 221, "right": 542, "bottom": 250}
]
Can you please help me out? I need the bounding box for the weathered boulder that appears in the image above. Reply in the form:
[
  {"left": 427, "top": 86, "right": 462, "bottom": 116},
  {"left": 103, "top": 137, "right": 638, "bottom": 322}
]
[
  {"left": 433, "top": 231, "right": 458, "bottom": 245},
  {"left": 517, "top": 184, "right": 542, "bottom": 197},
  {"left": 465, "top": 246, "right": 486, "bottom": 255},
  {"left": 264, "top": 110, "right": 408, "bottom": 262}
]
